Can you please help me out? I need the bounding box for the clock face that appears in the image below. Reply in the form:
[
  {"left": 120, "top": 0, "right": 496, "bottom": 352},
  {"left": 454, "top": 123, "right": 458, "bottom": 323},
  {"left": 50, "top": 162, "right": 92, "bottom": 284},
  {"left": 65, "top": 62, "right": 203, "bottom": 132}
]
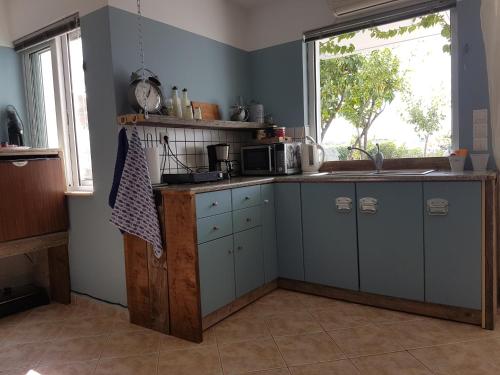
[{"left": 135, "top": 80, "right": 162, "bottom": 112}]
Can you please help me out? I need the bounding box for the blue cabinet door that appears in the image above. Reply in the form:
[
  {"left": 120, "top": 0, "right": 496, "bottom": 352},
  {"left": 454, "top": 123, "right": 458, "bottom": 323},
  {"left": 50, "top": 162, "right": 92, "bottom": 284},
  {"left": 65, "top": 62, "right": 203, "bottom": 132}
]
[
  {"left": 357, "top": 182, "right": 424, "bottom": 301},
  {"left": 275, "top": 183, "right": 304, "bottom": 281},
  {"left": 198, "top": 235, "right": 236, "bottom": 316},
  {"left": 261, "top": 184, "right": 278, "bottom": 282},
  {"left": 234, "top": 227, "right": 265, "bottom": 297},
  {"left": 424, "top": 182, "right": 482, "bottom": 309},
  {"left": 301, "top": 183, "right": 359, "bottom": 290}
]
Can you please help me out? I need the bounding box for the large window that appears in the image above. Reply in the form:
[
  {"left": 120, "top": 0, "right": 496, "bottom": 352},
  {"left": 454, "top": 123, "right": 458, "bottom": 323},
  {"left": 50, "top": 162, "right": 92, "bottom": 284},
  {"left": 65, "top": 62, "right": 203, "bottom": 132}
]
[
  {"left": 23, "top": 29, "right": 93, "bottom": 190},
  {"left": 314, "top": 10, "right": 453, "bottom": 161}
]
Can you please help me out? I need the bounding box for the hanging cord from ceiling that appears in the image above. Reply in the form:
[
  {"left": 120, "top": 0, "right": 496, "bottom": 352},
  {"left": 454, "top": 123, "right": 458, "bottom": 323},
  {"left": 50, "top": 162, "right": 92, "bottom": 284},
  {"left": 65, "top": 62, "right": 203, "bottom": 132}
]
[{"left": 136, "top": 0, "right": 148, "bottom": 119}]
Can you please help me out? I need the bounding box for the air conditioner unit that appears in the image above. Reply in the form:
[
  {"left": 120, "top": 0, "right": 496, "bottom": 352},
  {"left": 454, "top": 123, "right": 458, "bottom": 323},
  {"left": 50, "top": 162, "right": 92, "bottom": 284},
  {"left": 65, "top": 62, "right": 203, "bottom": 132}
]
[{"left": 328, "top": 0, "right": 424, "bottom": 20}]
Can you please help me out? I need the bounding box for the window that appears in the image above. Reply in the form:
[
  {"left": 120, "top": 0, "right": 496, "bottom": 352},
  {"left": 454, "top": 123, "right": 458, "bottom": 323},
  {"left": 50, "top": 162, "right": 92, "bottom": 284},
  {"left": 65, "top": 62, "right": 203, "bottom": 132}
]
[
  {"left": 23, "top": 29, "right": 93, "bottom": 190},
  {"left": 312, "top": 9, "right": 453, "bottom": 161}
]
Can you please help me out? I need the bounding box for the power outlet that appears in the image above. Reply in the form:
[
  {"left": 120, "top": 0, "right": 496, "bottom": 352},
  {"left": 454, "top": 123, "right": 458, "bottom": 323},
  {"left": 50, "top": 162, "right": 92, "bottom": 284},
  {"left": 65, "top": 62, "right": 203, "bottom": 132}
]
[{"left": 158, "top": 131, "right": 168, "bottom": 144}]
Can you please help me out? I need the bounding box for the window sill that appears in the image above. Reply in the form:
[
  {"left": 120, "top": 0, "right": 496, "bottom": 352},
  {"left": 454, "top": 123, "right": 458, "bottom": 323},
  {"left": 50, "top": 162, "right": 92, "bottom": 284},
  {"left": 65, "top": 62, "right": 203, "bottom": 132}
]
[{"left": 65, "top": 190, "right": 94, "bottom": 197}]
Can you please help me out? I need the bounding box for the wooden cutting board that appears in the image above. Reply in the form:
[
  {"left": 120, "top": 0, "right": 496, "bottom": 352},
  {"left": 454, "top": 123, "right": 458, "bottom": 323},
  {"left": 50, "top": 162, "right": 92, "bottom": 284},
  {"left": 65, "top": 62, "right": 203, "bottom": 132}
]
[{"left": 191, "top": 102, "right": 221, "bottom": 121}]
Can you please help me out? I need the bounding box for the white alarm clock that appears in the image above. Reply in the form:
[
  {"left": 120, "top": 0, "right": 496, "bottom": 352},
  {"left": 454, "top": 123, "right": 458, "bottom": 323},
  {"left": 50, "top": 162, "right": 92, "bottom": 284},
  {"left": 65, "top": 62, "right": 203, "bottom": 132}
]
[{"left": 128, "top": 69, "right": 163, "bottom": 113}]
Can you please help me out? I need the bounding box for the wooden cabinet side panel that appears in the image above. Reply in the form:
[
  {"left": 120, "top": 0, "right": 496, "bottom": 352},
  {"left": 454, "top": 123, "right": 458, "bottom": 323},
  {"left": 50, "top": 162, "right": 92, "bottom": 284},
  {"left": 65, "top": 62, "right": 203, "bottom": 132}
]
[
  {"left": 47, "top": 244, "right": 71, "bottom": 304},
  {"left": 123, "top": 234, "right": 151, "bottom": 328},
  {"left": 164, "top": 191, "right": 202, "bottom": 343},
  {"left": 0, "top": 158, "right": 68, "bottom": 242}
]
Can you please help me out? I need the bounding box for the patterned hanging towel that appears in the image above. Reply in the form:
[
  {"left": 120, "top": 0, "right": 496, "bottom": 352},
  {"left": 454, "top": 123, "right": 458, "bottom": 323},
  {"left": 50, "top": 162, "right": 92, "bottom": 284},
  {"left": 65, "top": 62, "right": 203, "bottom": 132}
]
[{"left": 110, "top": 129, "right": 163, "bottom": 258}]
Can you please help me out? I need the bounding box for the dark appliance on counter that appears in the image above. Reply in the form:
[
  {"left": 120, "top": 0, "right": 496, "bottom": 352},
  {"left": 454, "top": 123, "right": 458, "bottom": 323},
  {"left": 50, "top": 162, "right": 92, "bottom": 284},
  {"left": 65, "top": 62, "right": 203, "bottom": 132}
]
[
  {"left": 241, "top": 143, "right": 301, "bottom": 176},
  {"left": 5, "top": 105, "right": 25, "bottom": 146},
  {"left": 207, "top": 144, "right": 233, "bottom": 179}
]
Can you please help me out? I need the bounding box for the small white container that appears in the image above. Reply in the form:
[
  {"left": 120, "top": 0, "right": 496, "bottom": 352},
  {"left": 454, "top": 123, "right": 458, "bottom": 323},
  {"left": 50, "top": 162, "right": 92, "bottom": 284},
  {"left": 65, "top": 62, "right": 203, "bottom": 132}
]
[
  {"left": 449, "top": 155, "right": 466, "bottom": 172},
  {"left": 470, "top": 153, "right": 489, "bottom": 171}
]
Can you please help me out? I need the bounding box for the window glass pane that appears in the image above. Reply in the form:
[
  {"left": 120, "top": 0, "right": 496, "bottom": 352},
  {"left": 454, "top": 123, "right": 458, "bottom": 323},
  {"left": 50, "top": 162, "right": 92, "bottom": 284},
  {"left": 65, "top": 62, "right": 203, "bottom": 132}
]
[
  {"left": 68, "top": 33, "right": 93, "bottom": 187},
  {"left": 39, "top": 49, "right": 59, "bottom": 148},
  {"left": 318, "top": 10, "right": 452, "bottom": 160}
]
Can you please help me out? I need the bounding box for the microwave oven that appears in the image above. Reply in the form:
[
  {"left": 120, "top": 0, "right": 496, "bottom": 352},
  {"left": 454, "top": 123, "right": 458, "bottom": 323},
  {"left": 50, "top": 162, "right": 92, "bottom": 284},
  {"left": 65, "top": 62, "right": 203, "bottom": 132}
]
[{"left": 240, "top": 143, "right": 302, "bottom": 176}]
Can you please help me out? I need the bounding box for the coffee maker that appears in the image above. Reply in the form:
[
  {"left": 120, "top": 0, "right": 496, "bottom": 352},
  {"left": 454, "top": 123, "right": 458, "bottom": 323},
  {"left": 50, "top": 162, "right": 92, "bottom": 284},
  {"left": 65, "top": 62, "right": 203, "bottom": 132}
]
[{"left": 207, "top": 144, "right": 233, "bottom": 179}]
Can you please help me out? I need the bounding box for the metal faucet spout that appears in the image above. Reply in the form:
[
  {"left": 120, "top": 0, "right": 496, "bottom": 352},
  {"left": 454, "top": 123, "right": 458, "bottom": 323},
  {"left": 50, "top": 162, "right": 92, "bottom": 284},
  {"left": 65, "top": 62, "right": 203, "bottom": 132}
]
[{"left": 347, "top": 143, "right": 384, "bottom": 172}]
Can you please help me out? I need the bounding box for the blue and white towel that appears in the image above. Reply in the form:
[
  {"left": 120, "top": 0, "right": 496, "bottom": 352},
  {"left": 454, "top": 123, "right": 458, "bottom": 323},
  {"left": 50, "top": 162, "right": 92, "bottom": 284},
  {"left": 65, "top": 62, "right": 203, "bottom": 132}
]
[{"left": 110, "top": 129, "right": 163, "bottom": 258}]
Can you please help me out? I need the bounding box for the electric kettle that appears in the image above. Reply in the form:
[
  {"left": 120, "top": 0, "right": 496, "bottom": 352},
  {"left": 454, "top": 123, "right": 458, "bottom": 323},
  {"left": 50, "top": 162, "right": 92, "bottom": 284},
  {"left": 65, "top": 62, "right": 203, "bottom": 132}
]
[{"left": 301, "top": 136, "right": 325, "bottom": 174}]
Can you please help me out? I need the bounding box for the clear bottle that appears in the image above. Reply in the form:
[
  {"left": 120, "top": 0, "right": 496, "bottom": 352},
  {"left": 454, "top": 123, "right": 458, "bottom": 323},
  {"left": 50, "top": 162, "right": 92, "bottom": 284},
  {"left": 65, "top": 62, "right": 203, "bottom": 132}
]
[
  {"left": 181, "top": 88, "right": 191, "bottom": 120},
  {"left": 171, "top": 86, "right": 183, "bottom": 118}
]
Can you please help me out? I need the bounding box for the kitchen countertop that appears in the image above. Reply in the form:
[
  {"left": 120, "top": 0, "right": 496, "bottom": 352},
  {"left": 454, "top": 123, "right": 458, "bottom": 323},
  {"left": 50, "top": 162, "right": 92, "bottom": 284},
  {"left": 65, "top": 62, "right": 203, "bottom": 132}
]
[
  {"left": 155, "top": 170, "right": 497, "bottom": 194},
  {"left": 0, "top": 148, "right": 60, "bottom": 158}
]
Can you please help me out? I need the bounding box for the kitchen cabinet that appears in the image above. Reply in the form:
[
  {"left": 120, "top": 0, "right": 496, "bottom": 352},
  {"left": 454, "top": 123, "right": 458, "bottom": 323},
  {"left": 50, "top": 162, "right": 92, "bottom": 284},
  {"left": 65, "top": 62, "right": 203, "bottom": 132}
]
[
  {"left": 275, "top": 183, "right": 304, "bottom": 281},
  {"left": 424, "top": 182, "right": 482, "bottom": 309},
  {"left": 301, "top": 183, "right": 359, "bottom": 290},
  {"left": 198, "top": 235, "right": 236, "bottom": 316},
  {"left": 234, "top": 227, "right": 265, "bottom": 297},
  {"left": 261, "top": 184, "right": 278, "bottom": 282},
  {"left": 357, "top": 182, "right": 424, "bottom": 301}
]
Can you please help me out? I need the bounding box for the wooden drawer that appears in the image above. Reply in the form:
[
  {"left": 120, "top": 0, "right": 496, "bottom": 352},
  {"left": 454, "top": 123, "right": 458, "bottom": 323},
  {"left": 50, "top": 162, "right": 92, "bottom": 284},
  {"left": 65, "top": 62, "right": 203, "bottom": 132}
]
[
  {"left": 233, "top": 206, "right": 261, "bottom": 233},
  {"left": 232, "top": 186, "right": 261, "bottom": 210},
  {"left": 195, "top": 190, "right": 232, "bottom": 219},
  {"left": 197, "top": 212, "right": 232, "bottom": 244},
  {"left": 0, "top": 158, "right": 68, "bottom": 242}
]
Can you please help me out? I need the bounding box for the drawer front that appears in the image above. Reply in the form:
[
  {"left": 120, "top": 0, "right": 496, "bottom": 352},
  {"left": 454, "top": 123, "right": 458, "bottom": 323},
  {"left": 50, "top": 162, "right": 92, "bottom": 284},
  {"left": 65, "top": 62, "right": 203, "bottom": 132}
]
[
  {"left": 233, "top": 206, "right": 262, "bottom": 233},
  {"left": 232, "top": 185, "right": 261, "bottom": 210},
  {"left": 198, "top": 235, "right": 236, "bottom": 316},
  {"left": 197, "top": 212, "right": 233, "bottom": 244},
  {"left": 261, "top": 184, "right": 275, "bottom": 205},
  {"left": 195, "top": 190, "right": 232, "bottom": 219}
]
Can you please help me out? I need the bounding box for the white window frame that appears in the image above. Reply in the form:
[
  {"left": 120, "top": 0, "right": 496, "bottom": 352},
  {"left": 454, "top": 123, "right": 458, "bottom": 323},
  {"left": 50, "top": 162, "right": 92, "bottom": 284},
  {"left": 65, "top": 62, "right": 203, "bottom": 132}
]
[
  {"left": 22, "top": 28, "right": 92, "bottom": 192},
  {"left": 308, "top": 8, "right": 458, "bottom": 156}
]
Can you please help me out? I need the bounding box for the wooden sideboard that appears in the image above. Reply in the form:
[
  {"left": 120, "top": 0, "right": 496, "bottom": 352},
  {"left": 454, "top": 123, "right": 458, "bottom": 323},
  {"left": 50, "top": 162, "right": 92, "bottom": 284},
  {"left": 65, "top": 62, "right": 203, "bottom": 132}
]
[{"left": 0, "top": 150, "right": 70, "bottom": 305}]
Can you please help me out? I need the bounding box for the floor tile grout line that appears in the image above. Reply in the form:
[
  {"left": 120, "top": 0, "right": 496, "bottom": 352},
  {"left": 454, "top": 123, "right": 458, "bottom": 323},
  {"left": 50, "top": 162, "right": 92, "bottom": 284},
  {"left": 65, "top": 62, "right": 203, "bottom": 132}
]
[{"left": 405, "top": 348, "right": 438, "bottom": 374}]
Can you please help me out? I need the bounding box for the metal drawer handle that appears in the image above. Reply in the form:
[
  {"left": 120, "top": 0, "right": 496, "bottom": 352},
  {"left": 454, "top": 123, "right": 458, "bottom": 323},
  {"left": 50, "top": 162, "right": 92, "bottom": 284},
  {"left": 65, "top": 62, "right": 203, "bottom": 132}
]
[
  {"left": 263, "top": 199, "right": 269, "bottom": 204},
  {"left": 246, "top": 217, "right": 252, "bottom": 222},
  {"left": 237, "top": 246, "right": 243, "bottom": 251},
  {"left": 12, "top": 161, "right": 28, "bottom": 167},
  {"left": 427, "top": 198, "right": 449, "bottom": 216},
  {"left": 213, "top": 226, "right": 219, "bottom": 231},
  {"left": 360, "top": 197, "right": 378, "bottom": 214},
  {"left": 228, "top": 250, "right": 233, "bottom": 255},
  {"left": 335, "top": 197, "right": 352, "bottom": 213},
  {"left": 212, "top": 201, "right": 219, "bottom": 207},
  {"left": 244, "top": 196, "right": 250, "bottom": 200}
]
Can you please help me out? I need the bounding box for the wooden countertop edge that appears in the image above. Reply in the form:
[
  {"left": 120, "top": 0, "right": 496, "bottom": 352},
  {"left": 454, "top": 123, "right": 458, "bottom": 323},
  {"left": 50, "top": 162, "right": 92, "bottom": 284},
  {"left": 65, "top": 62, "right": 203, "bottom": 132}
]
[
  {"left": 0, "top": 148, "right": 61, "bottom": 157},
  {"left": 156, "top": 172, "right": 498, "bottom": 194}
]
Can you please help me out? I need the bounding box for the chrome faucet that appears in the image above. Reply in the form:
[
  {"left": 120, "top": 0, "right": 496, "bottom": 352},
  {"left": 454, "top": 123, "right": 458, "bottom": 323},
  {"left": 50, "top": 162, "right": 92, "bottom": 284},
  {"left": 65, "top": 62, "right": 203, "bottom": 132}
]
[{"left": 347, "top": 143, "right": 384, "bottom": 172}]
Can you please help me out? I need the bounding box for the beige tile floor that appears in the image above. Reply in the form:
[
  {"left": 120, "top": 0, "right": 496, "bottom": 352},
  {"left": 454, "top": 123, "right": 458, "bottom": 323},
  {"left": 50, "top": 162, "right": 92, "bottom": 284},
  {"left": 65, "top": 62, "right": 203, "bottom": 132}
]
[{"left": 1, "top": 289, "right": 500, "bottom": 374}]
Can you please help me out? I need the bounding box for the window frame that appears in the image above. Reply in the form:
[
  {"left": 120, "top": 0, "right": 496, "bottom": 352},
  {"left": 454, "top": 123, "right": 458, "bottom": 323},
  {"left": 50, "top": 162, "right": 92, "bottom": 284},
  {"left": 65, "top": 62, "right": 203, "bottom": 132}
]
[
  {"left": 307, "top": 7, "right": 458, "bottom": 160},
  {"left": 22, "top": 28, "right": 93, "bottom": 192}
]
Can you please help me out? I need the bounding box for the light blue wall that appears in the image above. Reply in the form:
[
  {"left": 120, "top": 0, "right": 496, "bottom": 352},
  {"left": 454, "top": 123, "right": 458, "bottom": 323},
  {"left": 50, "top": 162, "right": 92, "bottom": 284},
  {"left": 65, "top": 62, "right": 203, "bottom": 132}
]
[
  {"left": 0, "top": 46, "right": 27, "bottom": 144},
  {"left": 108, "top": 6, "right": 250, "bottom": 118},
  {"left": 71, "top": 6, "right": 253, "bottom": 305},
  {"left": 456, "top": 0, "right": 492, "bottom": 166},
  {"left": 249, "top": 40, "right": 307, "bottom": 127},
  {"left": 69, "top": 7, "right": 126, "bottom": 304}
]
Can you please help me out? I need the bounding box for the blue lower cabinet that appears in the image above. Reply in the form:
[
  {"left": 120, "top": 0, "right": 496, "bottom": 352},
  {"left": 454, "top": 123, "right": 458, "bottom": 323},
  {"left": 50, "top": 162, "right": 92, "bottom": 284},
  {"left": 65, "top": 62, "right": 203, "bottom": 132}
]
[
  {"left": 275, "top": 183, "right": 304, "bottom": 281},
  {"left": 357, "top": 182, "right": 424, "bottom": 301},
  {"left": 301, "top": 183, "right": 359, "bottom": 290},
  {"left": 261, "top": 184, "right": 278, "bottom": 282},
  {"left": 198, "top": 235, "right": 236, "bottom": 316},
  {"left": 424, "top": 182, "right": 482, "bottom": 309},
  {"left": 234, "top": 227, "right": 265, "bottom": 297}
]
